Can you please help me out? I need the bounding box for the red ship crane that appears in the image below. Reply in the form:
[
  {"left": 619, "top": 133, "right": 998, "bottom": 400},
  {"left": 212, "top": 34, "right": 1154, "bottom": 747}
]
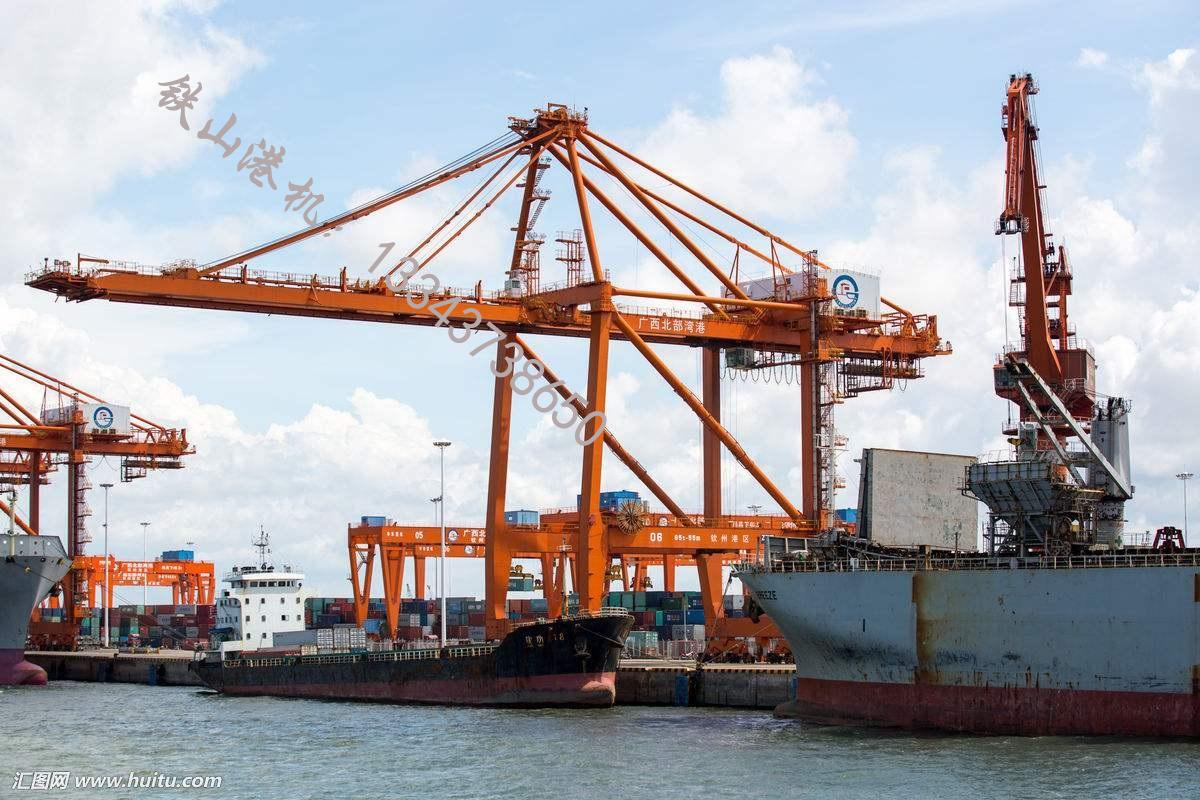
[
  {"left": 28, "top": 103, "right": 949, "bottom": 638},
  {"left": 996, "top": 73, "right": 1095, "bottom": 436}
]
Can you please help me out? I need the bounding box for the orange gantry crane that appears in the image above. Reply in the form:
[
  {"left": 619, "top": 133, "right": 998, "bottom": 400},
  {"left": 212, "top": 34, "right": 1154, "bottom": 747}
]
[
  {"left": 69, "top": 555, "right": 216, "bottom": 608},
  {"left": 0, "top": 353, "right": 194, "bottom": 634},
  {"left": 348, "top": 515, "right": 775, "bottom": 639},
  {"left": 28, "top": 103, "right": 948, "bottom": 638}
]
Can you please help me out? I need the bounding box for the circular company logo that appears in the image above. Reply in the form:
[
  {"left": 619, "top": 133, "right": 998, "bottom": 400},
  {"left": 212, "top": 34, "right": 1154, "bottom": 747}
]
[
  {"left": 464, "top": 545, "right": 475, "bottom": 555},
  {"left": 93, "top": 406, "right": 115, "bottom": 428},
  {"left": 448, "top": 529, "right": 459, "bottom": 542},
  {"left": 831, "top": 274, "right": 860, "bottom": 309}
]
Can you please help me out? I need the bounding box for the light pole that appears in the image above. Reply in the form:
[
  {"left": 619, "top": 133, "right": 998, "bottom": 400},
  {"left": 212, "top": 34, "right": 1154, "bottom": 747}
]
[
  {"left": 748, "top": 504, "right": 762, "bottom": 516},
  {"left": 1177, "top": 472, "right": 1194, "bottom": 545},
  {"left": 434, "top": 440, "right": 451, "bottom": 648},
  {"left": 100, "top": 483, "right": 114, "bottom": 647},
  {"left": 140, "top": 521, "right": 151, "bottom": 605}
]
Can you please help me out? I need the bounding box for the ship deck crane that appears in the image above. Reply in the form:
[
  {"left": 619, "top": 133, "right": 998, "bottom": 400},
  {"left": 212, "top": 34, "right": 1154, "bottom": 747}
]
[
  {"left": 28, "top": 103, "right": 948, "bottom": 638},
  {"left": 967, "top": 74, "right": 1133, "bottom": 554}
]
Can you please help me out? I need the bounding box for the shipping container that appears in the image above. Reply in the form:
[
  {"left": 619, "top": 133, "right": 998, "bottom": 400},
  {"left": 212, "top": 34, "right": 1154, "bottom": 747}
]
[
  {"left": 503, "top": 509, "right": 540, "bottom": 526},
  {"left": 361, "top": 515, "right": 387, "bottom": 526}
]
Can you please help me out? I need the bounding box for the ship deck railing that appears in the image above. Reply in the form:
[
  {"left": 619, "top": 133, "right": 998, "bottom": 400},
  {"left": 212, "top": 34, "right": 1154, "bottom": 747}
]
[
  {"left": 741, "top": 550, "right": 1200, "bottom": 575},
  {"left": 509, "top": 606, "right": 631, "bottom": 630},
  {"left": 223, "top": 643, "right": 501, "bottom": 669}
]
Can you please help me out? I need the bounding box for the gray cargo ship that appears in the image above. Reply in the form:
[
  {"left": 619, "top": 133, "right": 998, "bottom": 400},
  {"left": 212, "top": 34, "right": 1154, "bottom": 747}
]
[
  {"left": 738, "top": 73, "right": 1200, "bottom": 737},
  {"left": 737, "top": 354, "right": 1199, "bottom": 737},
  {"left": 740, "top": 547, "right": 1198, "bottom": 736},
  {"left": 1, "top": 532, "right": 71, "bottom": 685}
]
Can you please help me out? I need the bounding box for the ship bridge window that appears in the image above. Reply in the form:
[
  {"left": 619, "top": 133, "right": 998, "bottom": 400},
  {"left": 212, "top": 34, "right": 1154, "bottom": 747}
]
[
  {"left": 261, "top": 615, "right": 266, "bottom": 622},
  {"left": 295, "top": 597, "right": 301, "bottom": 604},
  {"left": 281, "top": 615, "right": 288, "bottom": 622},
  {"left": 260, "top": 598, "right": 265, "bottom": 604},
  {"left": 280, "top": 597, "right": 285, "bottom": 604},
  {"left": 245, "top": 615, "right": 250, "bottom": 622}
]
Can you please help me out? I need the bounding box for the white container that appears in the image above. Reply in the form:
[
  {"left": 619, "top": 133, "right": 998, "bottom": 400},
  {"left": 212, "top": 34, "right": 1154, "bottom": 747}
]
[
  {"left": 730, "top": 269, "right": 881, "bottom": 318},
  {"left": 43, "top": 402, "right": 132, "bottom": 435},
  {"left": 828, "top": 269, "right": 880, "bottom": 317}
]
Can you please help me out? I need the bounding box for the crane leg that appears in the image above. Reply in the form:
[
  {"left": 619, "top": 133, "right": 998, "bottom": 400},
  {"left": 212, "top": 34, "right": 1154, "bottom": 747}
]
[
  {"left": 349, "top": 541, "right": 375, "bottom": 627},
  {"left": 577, "top": 309, "right": 612, "bottom": 614},
  {"left": 414, "top": 556, "right": 426, "bottom": 600},
  {"left": 379, "top": 544, "right": 404, "bottom": 639},
  {"left": 699, "top": 346, "right": 726, "bottom": 629},
  {"left": 484, "top": 340, "right": 515, "bottom": 639},
  {"left": 663, "top": 555, "right": 676, "bottom": 593}
]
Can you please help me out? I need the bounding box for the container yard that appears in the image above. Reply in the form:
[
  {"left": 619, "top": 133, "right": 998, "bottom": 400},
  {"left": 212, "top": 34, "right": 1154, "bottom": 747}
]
[{"left": 3, "top": 4, "right": 1199, "bottom": 799}]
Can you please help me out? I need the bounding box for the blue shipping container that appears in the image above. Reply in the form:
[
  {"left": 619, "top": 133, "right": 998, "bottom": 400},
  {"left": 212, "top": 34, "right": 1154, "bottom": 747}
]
[
  {"left": 577, "top": 490, "right": 641, "bottom": 509},
  {"left": 836, "top": 507, "right": 858, "bottom": 524},
  {"left": 504, "top": 509, "right": 540, "bottom": 526},
  {"left": 685, "top": 609, "right": 706, "bottom": 624}
]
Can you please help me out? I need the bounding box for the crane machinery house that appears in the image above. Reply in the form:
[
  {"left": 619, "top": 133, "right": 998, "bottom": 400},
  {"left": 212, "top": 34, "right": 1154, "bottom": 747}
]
[{"left": 213, "top": 563, "right": 312, "bottom": 653}]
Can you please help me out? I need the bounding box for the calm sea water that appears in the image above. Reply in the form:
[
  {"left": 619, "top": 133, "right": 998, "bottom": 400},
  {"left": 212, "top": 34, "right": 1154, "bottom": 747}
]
[{"left": 2, "top": 681, "right": 1197, "bottom": 799}]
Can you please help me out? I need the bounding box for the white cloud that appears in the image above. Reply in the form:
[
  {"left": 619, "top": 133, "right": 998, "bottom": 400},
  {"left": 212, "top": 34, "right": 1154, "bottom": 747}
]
[
  {"left": 636, "top": 46, "right": 857, "bottom": 220},
  {"left": 0, "top": 1, "right": 264, "bottom": 229},
  {"left": 1077, "top": 47, "right": 1109, "bottom": 68}
]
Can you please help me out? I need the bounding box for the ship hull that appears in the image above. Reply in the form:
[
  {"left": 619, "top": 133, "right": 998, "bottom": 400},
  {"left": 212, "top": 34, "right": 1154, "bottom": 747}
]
[
  {"left": 740, "top": 562, "right": 1200, "bottom": 737},
  {"left": 192, "top": 613, "right": 632, "bottom": 708},
  {"left": 1, "top": 534, "right": 71, "bottom": 686}
]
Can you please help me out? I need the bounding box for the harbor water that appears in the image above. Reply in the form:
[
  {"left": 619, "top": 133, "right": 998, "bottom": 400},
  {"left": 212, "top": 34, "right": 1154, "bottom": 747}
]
[{"left": 2, "top": 681, "right": 1197, "bottom": 799}]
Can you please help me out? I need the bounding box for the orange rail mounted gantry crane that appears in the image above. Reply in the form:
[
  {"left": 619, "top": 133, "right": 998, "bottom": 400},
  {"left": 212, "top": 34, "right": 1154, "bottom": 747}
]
[
  {"left": 28, "top": 103, "right": 949, "bottom": 639},
  {"left": 0, "top": 353, "right": 194, "bottom": 641},
  {"left": 69, "top": 555, "right": 216, "bottom": 608},
  {"left": 347, "top": 517, "right": 765, "bottom": 638}
]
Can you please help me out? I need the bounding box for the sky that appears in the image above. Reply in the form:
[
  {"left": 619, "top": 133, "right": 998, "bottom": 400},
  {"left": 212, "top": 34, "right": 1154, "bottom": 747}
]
[{"left": 1, "top": 1, "right": 1197, "bottom": 601}]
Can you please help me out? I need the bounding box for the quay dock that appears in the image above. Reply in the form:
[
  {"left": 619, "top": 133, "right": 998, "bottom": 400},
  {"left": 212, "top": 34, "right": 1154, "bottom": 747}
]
[{"left": 28, "top": 651, "right": 797, "bottom": 709}]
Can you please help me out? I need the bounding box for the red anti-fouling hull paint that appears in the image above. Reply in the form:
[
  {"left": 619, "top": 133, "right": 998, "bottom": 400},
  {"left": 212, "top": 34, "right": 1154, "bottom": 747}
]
[
  {"left": 220, "top": 671, "right": 618, "bottom": 707},
  {"left": 778, "top": 678, "right": 1200, "bottom": 737},
  {"left": 0, "top": 649, "right": 48, "bottom": 686}
]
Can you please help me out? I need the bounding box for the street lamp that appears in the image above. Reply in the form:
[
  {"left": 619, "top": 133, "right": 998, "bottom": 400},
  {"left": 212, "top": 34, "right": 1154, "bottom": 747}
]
[
  {"left": 434, "top": 440, "right": 451, "bottom": 648},
  {"left": 748, "top": 504, "right": 762, "bottom": 516},
  {"left": 1177, "top": 472, "right": 1194, "bottom": 545},
  {"left": 100, "top": 483, "right": 114, "bottom": 648},
  {"left": 140, "top": 521, "right": 151, "bottom": 604}
]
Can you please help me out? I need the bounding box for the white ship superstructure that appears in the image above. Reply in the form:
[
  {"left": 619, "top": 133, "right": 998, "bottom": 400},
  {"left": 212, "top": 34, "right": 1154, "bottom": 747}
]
[{"left": 214, "top": 564, "right": 312, "bottom": 653}]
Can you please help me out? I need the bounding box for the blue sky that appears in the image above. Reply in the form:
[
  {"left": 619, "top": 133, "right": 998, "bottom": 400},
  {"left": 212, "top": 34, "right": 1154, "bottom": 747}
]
[{"left": 1, "top": 1, "right": 1197, "bottom": 598}]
